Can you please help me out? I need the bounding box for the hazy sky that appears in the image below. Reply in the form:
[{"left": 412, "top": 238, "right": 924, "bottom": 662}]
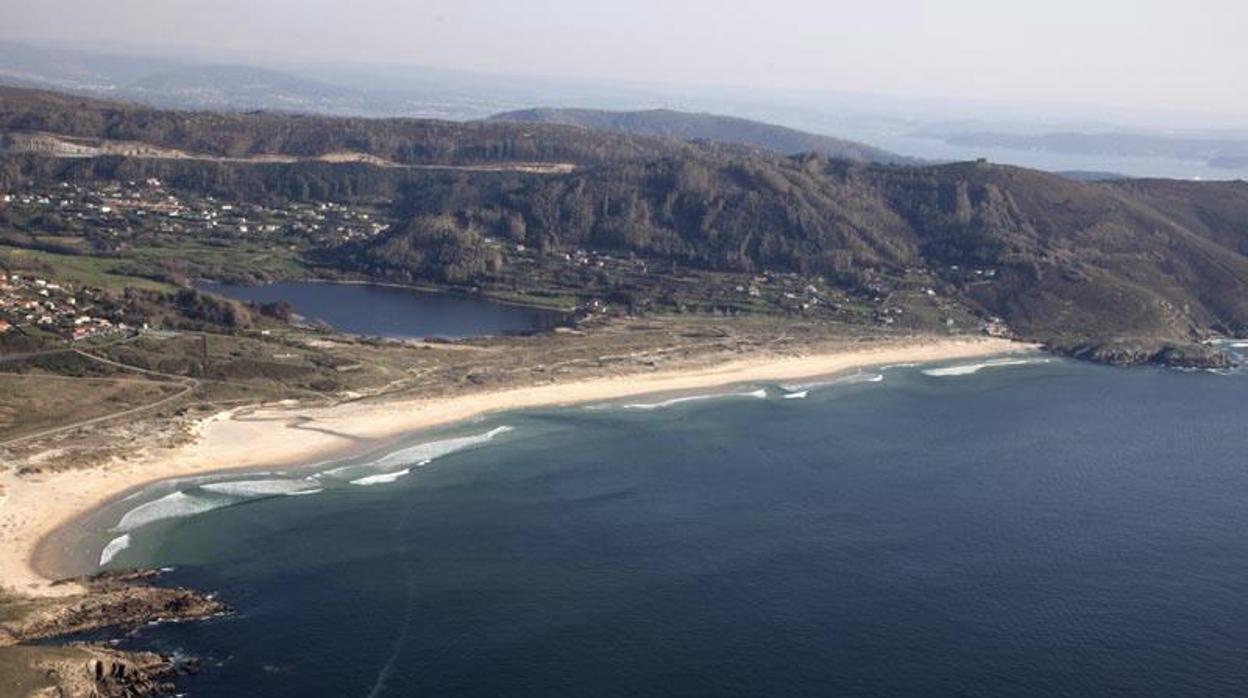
[{"left": 4, "top": 0, "right": 1246, "bottom": 117}]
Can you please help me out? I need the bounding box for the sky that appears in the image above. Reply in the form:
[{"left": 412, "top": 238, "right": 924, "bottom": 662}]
[{"left": 3, "top": 0, "right": 1246, "bottom": 118}]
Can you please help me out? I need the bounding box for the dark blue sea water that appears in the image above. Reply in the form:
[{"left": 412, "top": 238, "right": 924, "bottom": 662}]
[
  {"left": 199, "top": 281, "right": 564, "bottom": 339},
  {"left": 94, "top": 353, "right": 1248, "bottom": 697}
]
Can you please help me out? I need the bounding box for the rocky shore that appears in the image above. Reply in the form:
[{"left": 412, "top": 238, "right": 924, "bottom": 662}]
[
  {"left": 0, "top": 570, "right": 226, "bottom": 698},
  {"left": 1047, "top": 338, "right": 1237, "bottom": 370}
]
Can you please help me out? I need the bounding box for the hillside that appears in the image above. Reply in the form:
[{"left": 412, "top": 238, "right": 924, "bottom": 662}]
[
  {"left": 376, "top": 154, "right": 1248, "bottom": 343},
  {"left": 488, "top": 108, "right": 908, "bottom": 164},
  {"left": 3, "top": 87, "right": 1247, "bottom": 358}
]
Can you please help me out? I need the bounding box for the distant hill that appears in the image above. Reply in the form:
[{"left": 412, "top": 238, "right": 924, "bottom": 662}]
[
  {"left": 123, "top": 64, "right": 369, "bottom": 112},
  {"left": 0, "top": 40, "right": 512, "bottom": 120},
  {"left": 0, "top": 39, "right": 188, "bottom": 93},
  {"left": 0, "top": 86, "right": 709, "bottom": 167},
  {"left": 488, "top": 108, "right": 910, "bottom": 164}
]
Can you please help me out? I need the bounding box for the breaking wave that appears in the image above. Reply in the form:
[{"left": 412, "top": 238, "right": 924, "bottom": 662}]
[
  {"left": 200, "top": 479, "right": 322, "bottom": 498},
  {"left": 621, "top": 388, "right": 768, "bottom": 410},
  {"left": 922, "top": 358, "right": 1051, "bottom": 377},
  {"left": 116, "top": 491, "right": 231, "bottom": 532},
  {"left": 351, "top": 469, "right": 414, "bottom": 486},
  {"left": 99, "top": 534, "right": 132, "bottom": 566},
  {"left": 324, "top": 426, "right": 513, "bottom": 478},
  {"left": 112, "top": 426, "right": 516, "bottom": 536},
  {"left": 781, "top": 391, "right": 809, "bottom": 400}
]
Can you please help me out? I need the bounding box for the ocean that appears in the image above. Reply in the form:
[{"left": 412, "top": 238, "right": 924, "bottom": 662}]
[{"left": 91, "top": 350, "right": 1248, "bottom": 696}]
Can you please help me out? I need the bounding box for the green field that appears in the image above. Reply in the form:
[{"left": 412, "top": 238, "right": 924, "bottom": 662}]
[
  {"left": 0, "top": 246, "right": 175, "bottom": 291},
  {"left": 0, "top": 237, "right": 313, "bottom": 291}
]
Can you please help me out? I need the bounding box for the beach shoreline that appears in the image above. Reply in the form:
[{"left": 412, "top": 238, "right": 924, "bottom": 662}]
[{"left": 1, "top": 335, "right": 1031, "bottom": 597}]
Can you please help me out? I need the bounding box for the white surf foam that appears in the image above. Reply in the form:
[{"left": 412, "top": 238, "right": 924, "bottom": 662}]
[
  {"left": 98, "top": 534, "right": 132, "bottom": 567},
  {"left": 325, "top": 426, "right": 513, "bottom": 478},
  {"left": 200, "top": 479, "right": 321, "bottom": 498},
  {"left": 781, "top": 391, "right": 809, "bottom": 400},
  {"left": 116, "top": 491, "right": 230, "bottom": 532},
  {"left": 621, "top": 388, "right": 768, "bottom": 410},
  {"left": 922, "top": 357, "right": 1050, "bottom": 377},
  {"left": 350, "top": 469, "right": 413, "bottom": 486},
  {"left": 1231, "top": 342, "right": 1248, "bottom": 349}
]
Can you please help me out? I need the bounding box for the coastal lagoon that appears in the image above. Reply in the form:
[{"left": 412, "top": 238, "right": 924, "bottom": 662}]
[
  {"left": 200, "top": 281, "right": 565, "bottom": 339},
  {"left": 91, "top": 351, "right": 1248, "bottom": 696}
]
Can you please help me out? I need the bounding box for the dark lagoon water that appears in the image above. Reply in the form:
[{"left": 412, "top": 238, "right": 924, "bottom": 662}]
[
  {"left": 199, "top": 281, "right": 564, "bottom": 339},
  {"left": 90, "top": 349, "right": 1248, "bottom": 697}
]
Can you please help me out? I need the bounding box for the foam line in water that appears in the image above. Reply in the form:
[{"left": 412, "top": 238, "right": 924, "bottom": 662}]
[
  {"left": 350, "top": 469, "right": 412, "bottom": 486},
  {"left": 621, "top": 388, "right": 767, "bottom": 411},
  {"left": 99, "top": 534, "right": 132, "bottom": 567},
  {"left": 781, "top": 373, "right": 884, "bottom": 392},
  {"left": 326, "top": 426, "right": 512, "bottom": 477},
  {"left": 200, "top": 479, "right": 321, "bottom": 498},
  {"left": 116, "top": 491, "right": 230, "bottom": 532},
  {"left": 922, "top": 357, "right": 1051, "bottom": 377},
  {"left": 781, "top": 391, "right": 809, "bottom": 400}
]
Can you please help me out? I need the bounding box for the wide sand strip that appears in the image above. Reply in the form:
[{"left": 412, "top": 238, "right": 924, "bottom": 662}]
[{"left": 0, "top": 336, "right": 1029, "bottom": 596}]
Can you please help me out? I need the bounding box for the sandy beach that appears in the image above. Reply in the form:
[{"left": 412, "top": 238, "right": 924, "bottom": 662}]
[{"left": 0, "top": 336, "right": 1029, "bottom": 597}]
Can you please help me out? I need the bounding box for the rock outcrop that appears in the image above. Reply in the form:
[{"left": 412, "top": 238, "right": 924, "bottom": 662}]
[
  {"left": 8, "top": 570, "right": 226, "bottom": 644},
  {"left": 0, "top": 569, "right": 225, "bottom": 698},
  {"left": 32, "top": 646, "right": 193, "bottom": 698},
  {"left": 1047, "top": 338, "right": 1235, "bottom": 370}
]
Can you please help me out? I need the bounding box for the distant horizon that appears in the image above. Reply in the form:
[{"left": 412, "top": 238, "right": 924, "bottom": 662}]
[
  {"left": 1, "top": 0, "right": 1246, "bottom": 129},
  {"left": 4, "top": 27, "right": 1248, "bottom": 181},
  {"left": 1, "top": 33, "right": 1246, "bottom": 136}
]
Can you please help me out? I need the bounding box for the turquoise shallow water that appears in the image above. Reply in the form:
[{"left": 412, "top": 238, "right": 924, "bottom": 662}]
[{"left": 95, "top": 352, "right": 1248, "bottom": 697}]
